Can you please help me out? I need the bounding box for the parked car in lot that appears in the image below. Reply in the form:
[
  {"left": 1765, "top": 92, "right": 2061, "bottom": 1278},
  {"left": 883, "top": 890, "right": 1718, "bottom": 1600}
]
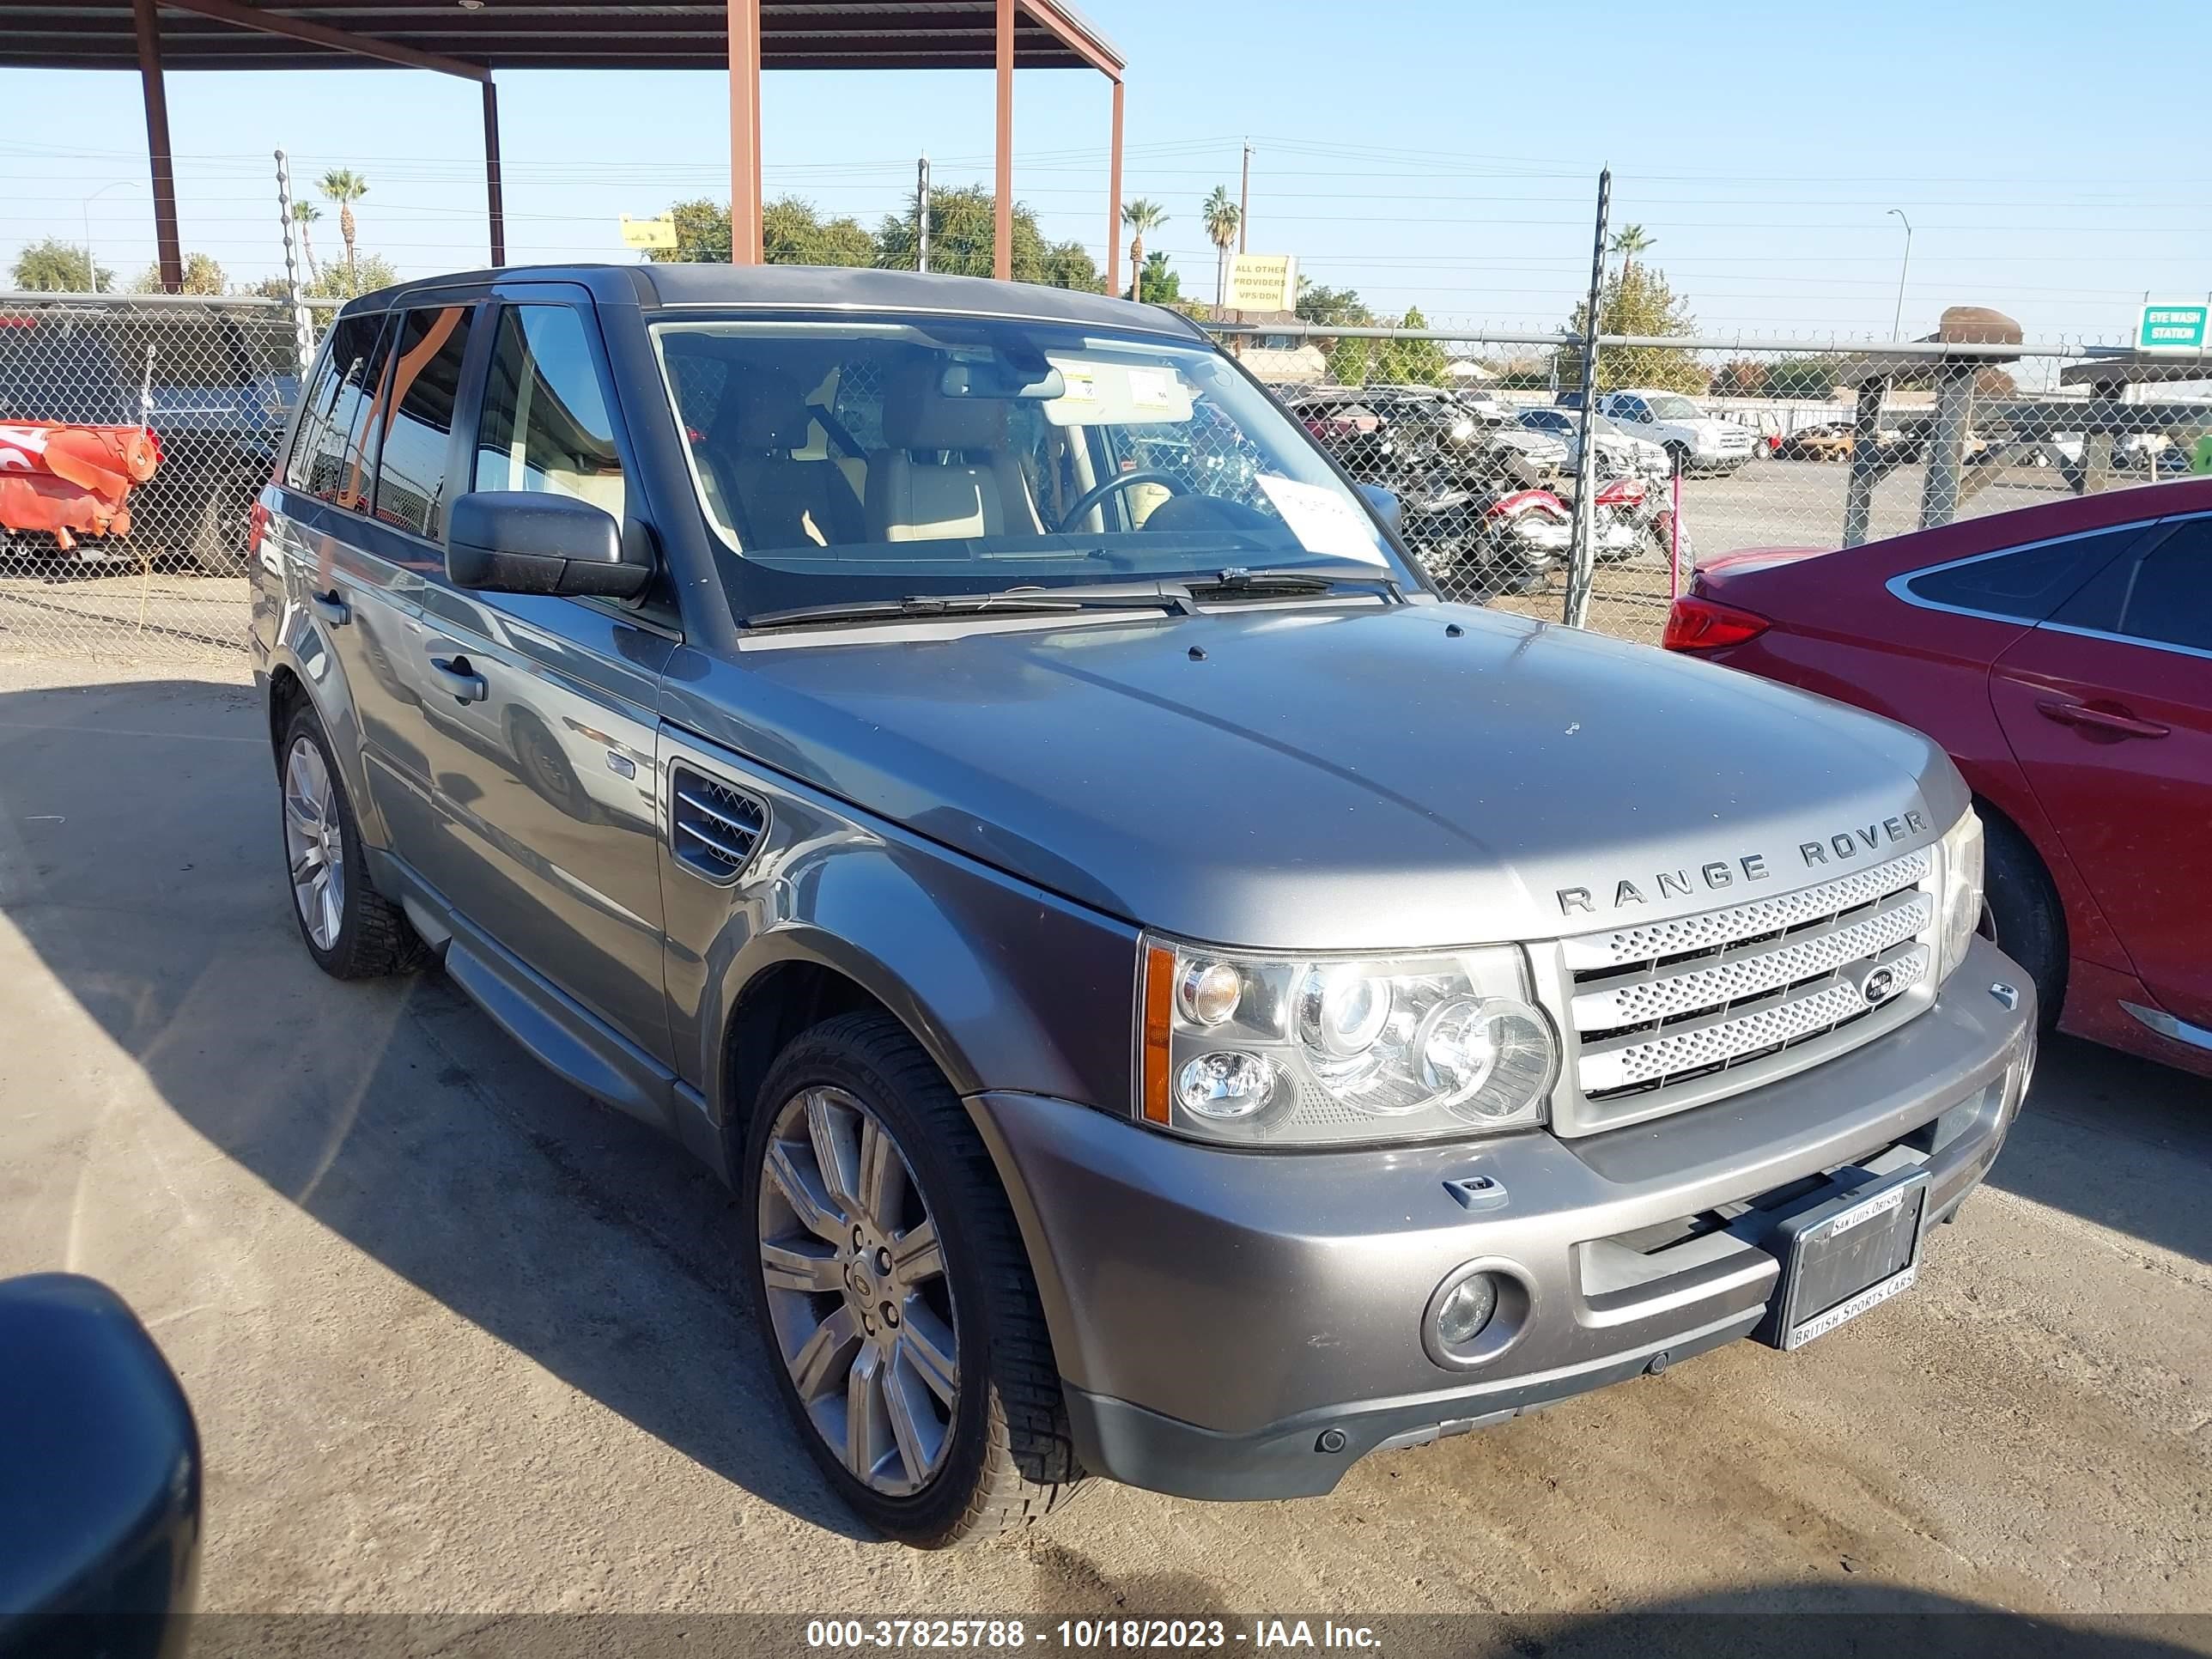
[
  {"left": 1666, "top": 477, "right": 2211, "bottom": 1077},
  {"left": 1565, "top": 388, "right": 1756, "bottom": 475},
  {"left": 252, "top": 264, "right": 2032, "bottom": 1547},
  {"left": 1515, "top": 405, "right": 1670, "bottom": 479},
  {"left": 1774, "top": 422, "right": 1856, "bottom": 463},
  {"left": 0, "top": 301, "right": 298, "bottom": 573},
  {"left": 1278, "top": 384, "right": 1575, "bottom": 594}
]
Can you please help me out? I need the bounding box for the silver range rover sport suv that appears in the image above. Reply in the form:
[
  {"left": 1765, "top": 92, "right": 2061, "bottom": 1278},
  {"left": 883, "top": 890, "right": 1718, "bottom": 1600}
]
[{"left": 249, "top": 265, "right": 2035, "bottom": 1547}]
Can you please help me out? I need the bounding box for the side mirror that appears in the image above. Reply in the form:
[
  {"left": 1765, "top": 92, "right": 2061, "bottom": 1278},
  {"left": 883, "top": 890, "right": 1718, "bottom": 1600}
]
[
  {"left": 0, "top": 1275, "right": 201, "bottom": 1644},
  {"left": 446, "top": 490, "right": 649, "bottom": 600},
  {"left": 1357, "top": 483, "right": 1403, "bottom": 537}
]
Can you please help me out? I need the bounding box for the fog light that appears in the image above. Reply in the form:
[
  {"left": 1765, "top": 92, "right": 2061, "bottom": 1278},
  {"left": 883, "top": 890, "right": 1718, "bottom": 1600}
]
[
  {"left": 1176, "top": 1052, "right": 1276, "bottom": 1119},
  {"left": 1434, "top": 1273, "right": 1498, "bottom": 1346}
]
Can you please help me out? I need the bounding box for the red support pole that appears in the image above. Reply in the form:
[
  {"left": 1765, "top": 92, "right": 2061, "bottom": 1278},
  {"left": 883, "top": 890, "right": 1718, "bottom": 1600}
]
[
  {"left": 729, "top": 0, "right": 763, "bottom": 264},
  {"left": 1106, "top": 77, "right": 1123, "bottom": 299},
  {"left": 994, "top": 0, "right": 1014, "bottom": 281},
  {"left": 482, "top": 80, "right": 507, "bottom": 268},
  {"left": 132, "top": 0, "right": 184, "bottom": 292}
]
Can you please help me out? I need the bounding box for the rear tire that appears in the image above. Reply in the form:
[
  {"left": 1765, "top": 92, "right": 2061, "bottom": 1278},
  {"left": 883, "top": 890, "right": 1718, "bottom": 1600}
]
[
  {"left": 1980, "top": 810, "right": 2065, "bottom": 1030},
  {"left": 278, "top": 704, "right": 428, "bottom": 979},
  {"left": 740, "top": 1012, "right": 1085, "bottom": 1547},
  {"left": 187, "top": 485, "right": 249, "bottom": 577}
]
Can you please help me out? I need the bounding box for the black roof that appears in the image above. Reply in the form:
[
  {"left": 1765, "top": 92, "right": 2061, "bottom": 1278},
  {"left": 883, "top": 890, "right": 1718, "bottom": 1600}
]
[{"left": 340, "top": 263, "right": 1206, "bottom": 338}]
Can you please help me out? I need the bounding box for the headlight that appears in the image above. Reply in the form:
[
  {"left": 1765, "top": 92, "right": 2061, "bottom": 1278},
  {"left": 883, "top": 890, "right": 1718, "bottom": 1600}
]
[
  {"left": 1936, "top": 806, "right": 1985, "bottom": 982},
  {"left": 1139, "top": 936, "right": 1557, "bottom": 1146}
]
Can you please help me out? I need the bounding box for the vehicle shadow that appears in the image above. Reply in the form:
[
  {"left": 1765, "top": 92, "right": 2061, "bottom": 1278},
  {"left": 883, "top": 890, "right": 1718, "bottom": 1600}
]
[
  {"left": 1990, "top": 1030, "right": 2212, "bottom": 1267},
  {"left": 1486, "top": 1583, "right": 2204, "bottom": 1658},
  {"left": 0, "top": 674, "right": 868, "bottom": 1540}
]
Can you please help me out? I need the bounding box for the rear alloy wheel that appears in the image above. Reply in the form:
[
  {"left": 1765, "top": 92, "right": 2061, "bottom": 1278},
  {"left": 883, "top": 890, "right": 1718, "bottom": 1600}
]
[
  {"left": 742, "top": 1013, "right": 1084, "bottom": 1547},
  {"left": 277, "top": 705, "right": 428, "bottom": 979}
]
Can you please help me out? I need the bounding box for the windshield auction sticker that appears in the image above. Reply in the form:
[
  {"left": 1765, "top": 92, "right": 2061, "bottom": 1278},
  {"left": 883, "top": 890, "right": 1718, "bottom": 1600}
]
[{"left": 1254, "top": 473, "right": 1391, "bottom": 565}]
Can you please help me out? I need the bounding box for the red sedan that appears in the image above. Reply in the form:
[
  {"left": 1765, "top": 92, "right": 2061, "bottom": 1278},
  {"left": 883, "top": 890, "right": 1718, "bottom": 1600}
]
[{"left": 1664, "top": 477, "right": 2212, "bottom": 1077}]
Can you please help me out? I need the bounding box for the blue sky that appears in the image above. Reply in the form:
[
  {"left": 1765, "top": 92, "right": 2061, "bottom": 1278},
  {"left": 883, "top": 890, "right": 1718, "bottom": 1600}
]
[{"left": 3, "top": 0, "right": 2204, "bottom": 343}]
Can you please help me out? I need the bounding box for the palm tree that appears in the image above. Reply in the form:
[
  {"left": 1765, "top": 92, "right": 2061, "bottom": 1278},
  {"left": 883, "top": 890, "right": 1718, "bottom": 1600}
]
[
  {"left": 1200, "top": 185, "right": 1242, "bottom": 311},
  {"left": 1121, "top": 199, "right": 1167, "bottom": 302},
  {"left": 318, "top": 169, "right": 369, "bottom": 292},
  {"left": 290, "top": 200, "right": 321, "bottom": 283},
  {"left": 1609, "top": 223, "right": 1653, "bottom": 281}
]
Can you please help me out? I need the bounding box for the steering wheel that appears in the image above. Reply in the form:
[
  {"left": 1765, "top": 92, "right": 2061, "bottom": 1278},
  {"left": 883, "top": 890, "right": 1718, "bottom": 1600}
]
[{"left": 1054, "top": 470, "right": 1187, "bottom": 533}]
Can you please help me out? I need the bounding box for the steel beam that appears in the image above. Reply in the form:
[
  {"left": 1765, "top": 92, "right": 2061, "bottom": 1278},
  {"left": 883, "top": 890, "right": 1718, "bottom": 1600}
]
[
  {"left": 729, "top": 0, "right": 762, "bottom": 263},
  {"left": 132, "top": 0, "right": 184, "bottom": 290},
  {"left": 1106, "top": 76, "right": 1122, "bottom": 299},
  {"left": 155, "top": 0, "right": 489, "bottom": 78},
  {"left": 482, "top": 78, "right": 506, "bottom": 267},
  {"left": 994, "top": 0, "right": 1013, "bottom": 281}
]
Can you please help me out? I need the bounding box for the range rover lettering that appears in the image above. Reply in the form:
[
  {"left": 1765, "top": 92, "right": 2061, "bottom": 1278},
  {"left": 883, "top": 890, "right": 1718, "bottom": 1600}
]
[{"left": 249, "top": 265, "right": 2035, "bottom": 1548}]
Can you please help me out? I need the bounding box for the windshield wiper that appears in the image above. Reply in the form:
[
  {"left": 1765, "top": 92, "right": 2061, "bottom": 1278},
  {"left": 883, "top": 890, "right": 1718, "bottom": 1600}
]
[
  {"left": 1185, "top": 565, "right": 1405, "bottom": 602},
  {"left": 743, "top": 583, "right": 1189, "bottom": 631}
]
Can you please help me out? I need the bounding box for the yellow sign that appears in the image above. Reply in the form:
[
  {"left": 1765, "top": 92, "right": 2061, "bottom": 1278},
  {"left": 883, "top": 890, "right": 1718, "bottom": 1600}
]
[
  {"left": 619, "top": 214, "right": 679, "bottom": 252},
  {"left": 1227, "top": 252, "right": 1297, "bottom": 313}
]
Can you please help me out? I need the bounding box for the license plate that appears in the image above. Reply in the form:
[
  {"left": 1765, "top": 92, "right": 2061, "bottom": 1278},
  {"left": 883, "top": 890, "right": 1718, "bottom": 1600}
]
[{"left": 1758, "top": 1167, "right": 1930, "bottom": 1352}]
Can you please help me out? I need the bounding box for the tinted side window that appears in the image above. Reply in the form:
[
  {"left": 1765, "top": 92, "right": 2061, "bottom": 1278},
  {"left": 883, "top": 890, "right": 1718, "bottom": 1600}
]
[
  {"left": 373, "top": 305, "right": 475, "bottom": 544},
  {"left": 2118, "top": 520, "right": 2212, "bottom": 652},
  {"left": 289, "top": 314, "right": 391, "bottom": 512},
  {"left": 473, "top": 306, "right": 625, "bottom": 520},
  {"left": 1903, "top": 526, "right": 2142, "bottom": 623}
]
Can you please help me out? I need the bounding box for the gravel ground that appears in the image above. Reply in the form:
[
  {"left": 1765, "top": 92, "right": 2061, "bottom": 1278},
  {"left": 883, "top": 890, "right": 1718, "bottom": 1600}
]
[{"left": 0, "top": 661, "right": 2205, "bottom": 1638}]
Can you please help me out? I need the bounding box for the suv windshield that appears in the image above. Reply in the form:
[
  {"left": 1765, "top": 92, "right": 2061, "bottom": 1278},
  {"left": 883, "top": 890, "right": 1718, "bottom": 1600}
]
[
  {"left": 651, "top": 314, "right": 1409, "bottom": 618},
  {"left": 1644, "top": 394, "right": 1705, "bottom": 421}
]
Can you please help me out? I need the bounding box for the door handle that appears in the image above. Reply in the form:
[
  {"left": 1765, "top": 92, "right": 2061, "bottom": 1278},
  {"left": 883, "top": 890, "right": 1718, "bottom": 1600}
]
[
  {"left": 428, "top": 654, "right": 489, "bottom": 704},
  {"left": 308, "top": 589, "right": 349, "bottom": 628},
  {"left": 2035, "top": 698, "right": 2170, "bottom": 740}
]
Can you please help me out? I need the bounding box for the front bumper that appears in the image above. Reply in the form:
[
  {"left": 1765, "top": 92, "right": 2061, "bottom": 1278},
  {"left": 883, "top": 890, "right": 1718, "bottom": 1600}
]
[{"left": 970, "top": 936, "right": 2033, "bottom": 1501}]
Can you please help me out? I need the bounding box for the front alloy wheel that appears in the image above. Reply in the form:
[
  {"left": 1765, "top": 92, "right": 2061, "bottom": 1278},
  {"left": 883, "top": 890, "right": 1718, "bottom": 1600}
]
[
  {"left": 758, "top": 1085, "right": 960, "bottom": 1496},
  {"left": 740, "top": 1013, "right": 1084, "bottom": 1547}
]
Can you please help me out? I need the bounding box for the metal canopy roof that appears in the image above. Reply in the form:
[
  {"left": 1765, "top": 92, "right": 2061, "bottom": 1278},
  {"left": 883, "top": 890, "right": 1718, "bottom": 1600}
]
[{"left": 0, "top": 0, "right": 1123, "bottom": 74}]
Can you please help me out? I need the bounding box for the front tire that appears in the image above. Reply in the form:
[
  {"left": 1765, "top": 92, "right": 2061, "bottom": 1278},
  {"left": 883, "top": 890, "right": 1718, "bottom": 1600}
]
[
  {"left": 1981, "top": 811, "right": 2065, "bottom": 1030},
  {"left": 278, "top": 705, "right": 427, "bottom": 978},
  {"left": 740, "top": 1013, "right": 1084, "bottom": 1547}
]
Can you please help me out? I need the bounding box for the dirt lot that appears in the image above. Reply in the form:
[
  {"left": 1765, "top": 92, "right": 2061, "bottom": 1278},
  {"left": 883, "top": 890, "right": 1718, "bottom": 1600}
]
[{"left": 0, "top": 661, "right": 2207, "bottom": 1638}]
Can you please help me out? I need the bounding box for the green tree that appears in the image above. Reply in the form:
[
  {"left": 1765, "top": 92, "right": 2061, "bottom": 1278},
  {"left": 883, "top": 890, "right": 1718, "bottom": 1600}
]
[
  {"left": 317, "top": 168, "right": 369, "bottom": 292},
  {"left": 646, "top": 197, "right": 734, "bottom": 263},
  {"left": 10, "top": 238, "right": 110, "bottom": 293},
  {"left": 305, "top": 252, "right": 398, "bottom": 301},
  {"left": 1372, "top": 306, "right": 1450, "bottom": 386},
  {"left": 1558, "top": 260, "right": 1705, "bottom": 393},
  {"left": 876, "top": 185, "right": 1100, "bottom": 290},
  {"left": 1764, "top": 356, "right": 1844, "bottom": 398},
  {"left": 1293, "top": 281, "right": 1376, "bottom": 384},
  {"left": 1200, "top": 184, "right": 1241, "bottom": 309},
  {"left": 762, "top": 197, "right": 876, "bottom": 266},
  {"left": 290, "top": 201, "right": 322, "bottom": 283},
  {"left": 1609, "top": 222, "right": 1654, "bottom": 279},
  {"left": 130, "top": 252, "right": 226, "bottom": 295},
  {"left": 1133, "top": 250, "right": 1181, "bottom": 305},
  {"left": 1120, "top": 199, "right": 1167, "bottom": 301}
]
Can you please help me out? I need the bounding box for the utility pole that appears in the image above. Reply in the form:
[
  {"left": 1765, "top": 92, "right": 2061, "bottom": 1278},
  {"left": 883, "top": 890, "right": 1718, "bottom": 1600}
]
[
  {"left": 1886, "top": 208, "right": 1912, "bottom": 342},
  {"left": 1237, "top": 140, "right": 1252, "bottom": 254},
  {"left": 916, "top": 154, "right": 931, "bottom": 274}
]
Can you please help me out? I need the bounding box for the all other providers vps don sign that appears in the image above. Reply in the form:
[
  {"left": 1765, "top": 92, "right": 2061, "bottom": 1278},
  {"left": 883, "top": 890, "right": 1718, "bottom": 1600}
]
[
  {"left": 2137, "top": 301, "right": 2209, "bottom": 353},
  {"left": 1227, "top": 253, "right": 1298, "bottom": 313}
]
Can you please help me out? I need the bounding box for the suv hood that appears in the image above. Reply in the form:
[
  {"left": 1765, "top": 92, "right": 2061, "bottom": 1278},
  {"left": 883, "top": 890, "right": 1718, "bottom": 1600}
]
[{"left": 669, "top": 604, "right": 1965, "bottom": 951}]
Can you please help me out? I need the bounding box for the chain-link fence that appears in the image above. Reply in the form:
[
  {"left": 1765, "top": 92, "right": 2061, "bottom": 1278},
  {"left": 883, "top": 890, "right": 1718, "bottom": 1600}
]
[
  {"left": 1215, "top": 320, "right": 2212, "bottom": 644},
  {"left": 0, "top": 291, "right": 311, "bottom": 665},
  {"left": 4, "top": 288, "right": 2207, "bottom": 665}
]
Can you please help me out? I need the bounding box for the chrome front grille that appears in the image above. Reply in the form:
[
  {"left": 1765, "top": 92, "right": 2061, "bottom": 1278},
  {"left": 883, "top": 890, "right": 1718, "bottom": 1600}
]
[{"left": 1557, "top": 850, "right": 1936, "bottom": 1125}]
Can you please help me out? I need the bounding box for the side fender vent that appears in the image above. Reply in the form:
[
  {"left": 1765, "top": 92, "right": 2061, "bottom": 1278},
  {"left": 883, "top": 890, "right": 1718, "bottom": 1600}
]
[{"left": 670, "top": 763, "right": 768, "bottom": 883}]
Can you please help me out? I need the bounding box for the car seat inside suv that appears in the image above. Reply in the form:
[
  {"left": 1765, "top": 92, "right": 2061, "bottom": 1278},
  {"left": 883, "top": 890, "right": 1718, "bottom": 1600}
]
[{"left": 866, "top": 359, "right": 1041, "bottom": 543}]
